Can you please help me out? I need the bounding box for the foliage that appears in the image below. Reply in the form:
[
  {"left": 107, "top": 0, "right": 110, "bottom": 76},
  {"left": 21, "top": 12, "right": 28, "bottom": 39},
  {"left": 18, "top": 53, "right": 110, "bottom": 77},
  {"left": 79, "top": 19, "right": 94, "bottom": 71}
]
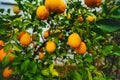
[{"left": 0, "top": 0, "right": 120, "bottom": 80}]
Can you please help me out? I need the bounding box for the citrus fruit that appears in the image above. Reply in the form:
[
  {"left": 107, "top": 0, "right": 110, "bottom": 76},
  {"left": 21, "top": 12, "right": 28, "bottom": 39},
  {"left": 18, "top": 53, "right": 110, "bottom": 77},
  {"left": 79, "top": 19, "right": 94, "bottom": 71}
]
[
  {"left": 12, "top": 5, "right": 20, "bottom": 14},
  {"left": 39, "top": 52, "right": 45, "bottom": 60},
  {"left": 3, "top": 67, "right": 13, "bottom": 78},
  {"left": 77, "top": 15, "right": 83, "bottom": 22},
  {"left": 68, "top": 33, "right": 81, "bottom": 48},
  {"left": 84, "top": 0, "right": 102, "bottom": 8},
  {"left": 46, "top": 41, "right": 56, "bottom": 53},
  {"left": 86, "top": 15, "right": 96, "bottom": 22},
  {"left": 45, "top": 0, "right": 61, "bottom": 11},
  {"left": 18, "top": 31, "right": 31, "bottom": 46},
  {"left": 43, "top": 30, "right": 50, "bottom": 39},
  {"left": 56, "top": 0, "right": 66, "bottom": 13},
  {"left": 0, "top": 40, "right": 5, "bottom": 50},
  {"left": 75, "top": 42, "right": 87, "bottom": 54},
  {"left": 0, "top": 49, "right": 7, "bottom": 62},
  {"left": 36, "top": 5, "right": 49, "bottom": 20}
]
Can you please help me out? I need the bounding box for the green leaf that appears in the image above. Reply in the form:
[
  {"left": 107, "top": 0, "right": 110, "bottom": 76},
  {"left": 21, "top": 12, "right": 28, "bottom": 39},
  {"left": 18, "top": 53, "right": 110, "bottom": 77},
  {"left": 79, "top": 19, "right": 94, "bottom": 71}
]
[
  {"left": 0, "top": 9, "right": 4, "bottom": 13},
  {"left": 35, "top": 75, "right": 44, "bottom": 80},
  {"left": 96, "top": 19, "right": 120, "bottom": 32},
  {"left": 13, "top": 43, "right": 22, "bottom": 51},
  {"left": 20, "top": 59, "right": 30, "bottom": 72},
  {"left": 29, "top": 61, "right": 37, "bottom": 74},
  {"left": 41, "top": 69, "right": 50, "bottom": 76},
  {"left": 113, "top": 51, "right": 120, "bottom": 56},
  {"left": 4, "top": 43, "right": 12, "bottom": 52},
  {"left": 2, "top": 55, "right": 9, "bottom": 67},
  {"left": 72, "top": 71, "right": 82, "bottom": 80},
  {"left": 86, "top": 68, "right": 92, "bottom": 80},
  {"left": 102, "top": 45, "right": 113, "bottom": 56}
]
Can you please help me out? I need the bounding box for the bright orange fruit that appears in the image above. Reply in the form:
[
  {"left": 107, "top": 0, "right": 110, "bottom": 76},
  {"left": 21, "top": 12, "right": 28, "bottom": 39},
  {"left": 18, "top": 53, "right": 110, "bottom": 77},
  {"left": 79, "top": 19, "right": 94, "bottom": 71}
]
[
  {"left": 36, "top": 5, "right": 49, "bottom": 20},
  {"left": 75, "top": 42, "right": 87, "bottom": 54},
  {"left": 46, "top": 41, "right": 56, "bottom": 53},
  {"left": 68, "top": 33, "right": 81, "bottom": 48},
  {"left": 3, "top": 67, "right": 13, "bottom": 78}
]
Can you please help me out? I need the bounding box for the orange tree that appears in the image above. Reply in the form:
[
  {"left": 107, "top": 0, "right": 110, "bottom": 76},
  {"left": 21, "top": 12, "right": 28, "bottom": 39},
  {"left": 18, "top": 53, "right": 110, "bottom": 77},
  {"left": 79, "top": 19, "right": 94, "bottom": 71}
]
[{"left": 0, "top": 0, "right": 120, "bottom": 80}]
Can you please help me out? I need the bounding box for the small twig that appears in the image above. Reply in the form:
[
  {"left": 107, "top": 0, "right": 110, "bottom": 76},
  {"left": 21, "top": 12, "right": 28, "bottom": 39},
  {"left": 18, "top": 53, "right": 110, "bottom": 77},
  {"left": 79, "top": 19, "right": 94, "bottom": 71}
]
[{"left": 32, "top": 41, "right": 47, "bottom": 58}]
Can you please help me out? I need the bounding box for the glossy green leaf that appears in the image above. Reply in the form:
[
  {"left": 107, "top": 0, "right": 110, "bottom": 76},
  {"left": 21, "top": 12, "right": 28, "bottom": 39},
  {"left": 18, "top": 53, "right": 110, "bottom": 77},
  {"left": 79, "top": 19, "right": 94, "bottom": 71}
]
[
  {"left": 72, "top": 71, "right": 82, "bottom": 80},
  {"left": 96, "top": 19, "right": 120, "bottom": 32},
  {"left": 29, "top": 61, "right": 37, "bottom": 74},
  {"left": 113, "top": 51, "right": 120, "bottom": 56},
  {"left": 20, "top": 59, "right": 30, "bottom": 72},
  {"left": 4, "top": 43, "right": 12, "bottom": 52},
  {"left": 102, "top": 45, "right": 113, "bottom": 56},
  {"left": 2, "top": 55, "right": 9, "bottom": 67}
]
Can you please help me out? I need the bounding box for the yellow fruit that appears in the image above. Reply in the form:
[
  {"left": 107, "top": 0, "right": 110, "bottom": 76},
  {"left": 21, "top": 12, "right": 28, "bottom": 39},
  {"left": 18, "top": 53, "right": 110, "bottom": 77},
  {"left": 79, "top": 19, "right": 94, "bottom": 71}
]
[
  {"left": 19, "top": 31, "right": 31, "bottom": 46},
  {"left": 3, "top": 67, "right": 13, "bottom": 78},
  {"left": 67, "top": 13, "right": 71, "bottom": 19},
  {"left": 68, "top": 33, "right": 81, "bottom": 48},
  {"left": 56, "top": 0, "right": 66, "bottom": 13},
  {"left": 87, "top": 16, "right": 96, "bottom": 22},
  {"left": 46, "top": 41, "right": 56, "bottom": 53},
  {"left": 39, "top": 52, "right": 45, "bottom": 60},
  {"left": 84, "top": 0, "right": 102, "bottom": 8},
  {"left": 45, "top": 0, "right": 61, "bottom": 11},
  {"left": 75, "top": 42, "right": 87, "bottom": 54},
  {"left": 36, "top": 5, "right": 49, "bottom": 20},
  {"left": 0, "top": 49, "right": 7, "bottom": 62},
  {"left": 77, "top": 15, "right": 83, "bottom": 22},
  {"left": 12, "top": 5, "right": 20, "bottom": 14},
  {"left": 43, "top": 30, "right": 50, "bottom": 39}
]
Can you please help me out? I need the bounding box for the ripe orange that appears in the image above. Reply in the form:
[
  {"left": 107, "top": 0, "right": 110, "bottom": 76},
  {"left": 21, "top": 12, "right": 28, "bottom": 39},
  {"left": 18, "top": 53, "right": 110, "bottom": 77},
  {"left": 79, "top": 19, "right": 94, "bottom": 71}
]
[
  {"left": 39, "top": 52, "right": 45, "bottom": 60},
  {"left": 68, "top": 33, "right": 81, "bottom": 48},
  {"left": 56, "top": 0, "right": 66, "bottom": 13},
  {"left": 36, "top": 5, "right": 49, "bottom": 20},
  {"left": 86, "top": 15, "right": 96, "bottom": 22},
  {"left": 3, "top": 67, "right": 13, "bottom": 78},
  {"left": 18, "top": 31, "right": 31, "bottom": 46},
  {"left": 0, "top": 40, "right": 5, "bottom": 50},
  {"left": 12, "top": 5, "right": 20, "bottom": 14},
  {"left": 0, "top": 49, "right": 7, "bottom": 62},
  {"left": 75, "top": 42, "right": 87, "bottom": 54},
  {"left": 45, "top": 0, "right": 61, "bottom": 11},
  {"left": 84, "top": 0, "right": 102, "bottom": 8},
  {"left": 43, "top": 30, "right": 50, "bottom": 39},
  {"left": 46, "top": 41, "right": 56, "bottom": 53},
  {"left": 0, "top": 40, "right": 5, "bottom": 46},
  {"left": 77, "top": 15, "right": 83, "bottom": 22}
]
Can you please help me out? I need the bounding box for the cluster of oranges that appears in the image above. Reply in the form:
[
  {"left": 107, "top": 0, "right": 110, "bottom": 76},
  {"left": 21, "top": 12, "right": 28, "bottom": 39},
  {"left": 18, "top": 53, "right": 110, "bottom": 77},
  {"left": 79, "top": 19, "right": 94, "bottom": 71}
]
[
  {"left": 77, "top": 15, "right": 96, "bottom": 23},
  {"left": 36, "top": 0, "right": 66, "bottom": 20},
  {"left": 68, "top": 33, "right": 87, "bottom": 55},
  {"left": 0, "top": 40, "right": 14, "bottom": 78}
]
